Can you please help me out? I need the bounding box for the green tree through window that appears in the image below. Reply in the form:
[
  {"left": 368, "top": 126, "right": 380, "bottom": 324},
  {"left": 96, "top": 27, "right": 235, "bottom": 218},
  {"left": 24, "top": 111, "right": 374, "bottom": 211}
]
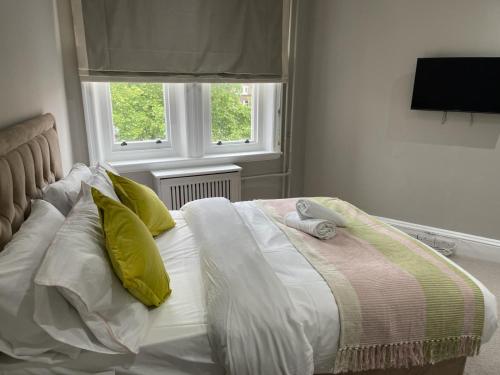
[
  {"left": 210, "top": 83, "right": 252, "bottom": 142},
  {"left": 110, "top": 83, "right": 167, "bottom": 143},
  {"left": 110, "top": 82, "right": 253, "bottom": 144}
]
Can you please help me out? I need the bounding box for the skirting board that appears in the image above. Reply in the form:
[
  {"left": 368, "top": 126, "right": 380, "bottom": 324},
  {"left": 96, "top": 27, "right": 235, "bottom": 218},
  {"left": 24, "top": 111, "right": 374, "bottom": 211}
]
[{"left": 378, "top": 216, "right": 500, "bottom": 264}]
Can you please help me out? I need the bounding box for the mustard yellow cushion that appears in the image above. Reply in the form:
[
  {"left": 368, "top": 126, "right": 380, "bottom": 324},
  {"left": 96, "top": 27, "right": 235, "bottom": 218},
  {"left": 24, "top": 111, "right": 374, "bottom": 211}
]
[
  {"left": 106, "top": 171, "right": 175, "bottom": 236},
  {"left": 91, "top": 188, "right": 171, "bottom": 307}
]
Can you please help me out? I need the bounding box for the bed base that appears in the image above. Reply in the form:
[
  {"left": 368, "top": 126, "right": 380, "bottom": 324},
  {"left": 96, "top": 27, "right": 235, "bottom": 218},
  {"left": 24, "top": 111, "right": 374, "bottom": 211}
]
[{"left": 318, "top": 357, "right": 466, "bottom": 375}]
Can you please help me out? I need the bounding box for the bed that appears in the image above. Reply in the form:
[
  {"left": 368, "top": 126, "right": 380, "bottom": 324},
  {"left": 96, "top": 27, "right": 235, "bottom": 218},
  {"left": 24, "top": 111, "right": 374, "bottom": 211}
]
[{"left": 0, "top": 114, "right": 497, "bottom": 375}]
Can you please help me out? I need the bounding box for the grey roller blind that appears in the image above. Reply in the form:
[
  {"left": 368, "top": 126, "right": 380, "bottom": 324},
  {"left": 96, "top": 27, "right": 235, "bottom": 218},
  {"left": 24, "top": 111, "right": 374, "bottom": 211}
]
[{"left": 72, "top": 0, "right": 290, "bottom": 82}]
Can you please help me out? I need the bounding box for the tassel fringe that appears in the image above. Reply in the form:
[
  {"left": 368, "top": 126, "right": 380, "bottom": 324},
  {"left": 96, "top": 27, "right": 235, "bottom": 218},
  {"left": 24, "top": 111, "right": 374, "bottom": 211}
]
[{"left": 334, "top": 335, "right": 481, "bottom": 374}]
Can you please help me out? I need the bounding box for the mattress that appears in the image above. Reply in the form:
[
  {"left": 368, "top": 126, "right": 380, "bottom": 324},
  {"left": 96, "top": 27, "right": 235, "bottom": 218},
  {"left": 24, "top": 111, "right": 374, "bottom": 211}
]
[{"left": 0, "top": 203, "right": 496, "bottom": 375}]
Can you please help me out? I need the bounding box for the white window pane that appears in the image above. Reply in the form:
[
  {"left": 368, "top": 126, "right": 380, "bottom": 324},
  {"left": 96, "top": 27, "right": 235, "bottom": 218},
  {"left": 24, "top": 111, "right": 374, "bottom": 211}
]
[
  {"left": 110, "top": 83, "right": 167, "bottom": 143},
  {"left": 210, "top": 83, "right": 253, "bottom": 143}
]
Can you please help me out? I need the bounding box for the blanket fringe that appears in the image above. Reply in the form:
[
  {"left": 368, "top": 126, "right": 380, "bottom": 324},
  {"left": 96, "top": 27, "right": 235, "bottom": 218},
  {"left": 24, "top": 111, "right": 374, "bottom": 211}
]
[{"left": 334, "top": 336, "right": 481, "bottom": 374}]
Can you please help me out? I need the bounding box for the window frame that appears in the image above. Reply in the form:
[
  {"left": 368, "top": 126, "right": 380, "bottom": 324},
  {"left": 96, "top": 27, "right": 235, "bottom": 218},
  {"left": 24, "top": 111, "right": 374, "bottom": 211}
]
[
  {"left": 202, "top": 83, "right": 264, "bottom": 155},
  {"left": 82, "top": 82, "right": 179, "bottom": 163},
  {"left": 82, "top": 81, "right": 282, "bottom": 166},
  {"left": 109, "top": 83, "right": 173, "bottom": 152}
]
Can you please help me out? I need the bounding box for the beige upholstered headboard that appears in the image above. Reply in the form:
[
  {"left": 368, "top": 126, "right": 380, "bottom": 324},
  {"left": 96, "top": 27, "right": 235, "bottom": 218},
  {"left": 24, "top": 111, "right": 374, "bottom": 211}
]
[{"left": 0, "top": 114, "right": 63, "bottom": 250}]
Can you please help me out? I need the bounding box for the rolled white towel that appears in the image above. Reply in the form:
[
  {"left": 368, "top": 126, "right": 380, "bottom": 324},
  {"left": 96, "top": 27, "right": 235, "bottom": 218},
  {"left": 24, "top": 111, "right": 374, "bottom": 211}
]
[
  {"left": 284, "top": 212, "right": 336, "bottom": 240},
  {"left": 296, "top": 199, "right": 347, "bottom": 227}
]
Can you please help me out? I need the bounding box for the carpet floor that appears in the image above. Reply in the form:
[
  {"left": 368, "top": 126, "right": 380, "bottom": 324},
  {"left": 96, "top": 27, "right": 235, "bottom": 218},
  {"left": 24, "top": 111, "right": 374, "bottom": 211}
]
[{"left": 450, "top": 254, "right": 499, "bottom": 375}]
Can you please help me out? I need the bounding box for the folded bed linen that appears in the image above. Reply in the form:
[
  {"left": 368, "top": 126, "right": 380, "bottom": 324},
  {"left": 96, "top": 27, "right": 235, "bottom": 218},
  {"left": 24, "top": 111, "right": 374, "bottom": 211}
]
[
  {"left": 259, "top": 197, "right": 496, "bottom": 373},
  {"left": 296, "top": 198, "right": 347, "bottom": 227},
  {"left": 183, "top": 198, "right": 314, "bottom": 375},
  {"left": 284, "top": 211, "right": 336, "bottom": 240}
]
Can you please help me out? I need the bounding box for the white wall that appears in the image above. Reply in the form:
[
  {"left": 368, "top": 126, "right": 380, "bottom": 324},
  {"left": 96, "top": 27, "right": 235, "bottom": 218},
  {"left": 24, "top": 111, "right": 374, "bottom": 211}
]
[
  {"left": 297, "top": 0, "right": 500, "bottom": 239},
  {"left": 0, "top": 0, "right": 75, "bottom": 172}
]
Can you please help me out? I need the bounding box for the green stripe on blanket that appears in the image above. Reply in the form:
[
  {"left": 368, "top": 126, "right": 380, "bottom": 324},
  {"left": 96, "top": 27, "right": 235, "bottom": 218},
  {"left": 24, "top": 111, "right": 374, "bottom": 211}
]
[{"left": 257, "top": 197, "right": 484, "bottom": 373}]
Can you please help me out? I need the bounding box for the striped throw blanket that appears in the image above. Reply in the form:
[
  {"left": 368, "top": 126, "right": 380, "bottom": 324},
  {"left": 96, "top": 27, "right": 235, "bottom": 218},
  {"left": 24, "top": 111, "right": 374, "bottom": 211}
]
[{"left": 257, "top": 197, "right": 484, "bottom": 374}]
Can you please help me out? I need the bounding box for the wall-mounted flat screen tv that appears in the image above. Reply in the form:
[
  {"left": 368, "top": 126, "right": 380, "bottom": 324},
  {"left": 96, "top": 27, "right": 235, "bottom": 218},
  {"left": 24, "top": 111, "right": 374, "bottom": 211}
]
[{"left": 411, "top": 57, "right": 500, "bottom": 114}]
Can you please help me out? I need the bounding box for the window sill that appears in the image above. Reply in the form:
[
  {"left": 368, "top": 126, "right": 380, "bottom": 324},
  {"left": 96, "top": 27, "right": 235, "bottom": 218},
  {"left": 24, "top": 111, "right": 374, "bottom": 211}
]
[{"left": 108, "top": 151, "right": 282, "bottom": 173}]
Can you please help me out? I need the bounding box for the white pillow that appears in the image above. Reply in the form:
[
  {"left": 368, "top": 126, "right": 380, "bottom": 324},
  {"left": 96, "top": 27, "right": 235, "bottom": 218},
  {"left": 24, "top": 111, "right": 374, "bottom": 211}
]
[
  {"left": 43, "top": 163, "right": 92, "bottom": 216},
  {"left": 87, "top": 164, "right": 119, "bottom": 201},
  {"left": 92, "top": 161, "right": 120, "bottom": 176},
  {"left": 34, "top": 186, "right": 150, "bottom": 354},
  {"left": 0, "top": 200, "right": 80, "bottom": 363}
]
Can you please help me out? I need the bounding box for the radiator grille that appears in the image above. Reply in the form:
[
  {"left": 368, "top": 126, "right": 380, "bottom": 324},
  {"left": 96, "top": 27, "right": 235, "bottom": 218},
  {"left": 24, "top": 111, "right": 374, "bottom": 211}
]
[
  {"left": 168, "top": 179, "right": 233, "bottom": 210},
  {"left": 154, "top": 167, "right": 241, "bottom": 210}
]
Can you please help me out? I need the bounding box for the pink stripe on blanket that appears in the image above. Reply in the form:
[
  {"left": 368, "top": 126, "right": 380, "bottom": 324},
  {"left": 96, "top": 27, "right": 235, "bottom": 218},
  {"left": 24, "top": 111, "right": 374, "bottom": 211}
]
[
  {"left": 304, "top": 229, "right": 427, "bottom": 346},
  {"left": 262, "top": 199, "right": 427, "bottom": 345},
  {"left": 342, "top": 203, "right": 476, "bottom": 335}
]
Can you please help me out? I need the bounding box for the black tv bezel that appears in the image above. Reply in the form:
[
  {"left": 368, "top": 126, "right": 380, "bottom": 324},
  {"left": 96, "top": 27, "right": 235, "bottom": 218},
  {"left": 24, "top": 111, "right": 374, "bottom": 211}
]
[{"left": 410, "top": 57, "right": 500, "bottom": 115}]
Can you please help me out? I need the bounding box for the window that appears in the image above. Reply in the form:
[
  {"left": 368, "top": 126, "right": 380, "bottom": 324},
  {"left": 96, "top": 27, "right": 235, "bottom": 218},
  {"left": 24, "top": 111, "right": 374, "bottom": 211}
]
[
  {"left": 210, "top": 83, "right": 254, "bottom": 144},
  {"left": 110, "top": 83, "right": 169, "bottom": 145},
  {"left": 82, "top": 81, "right": 281, "bottom": 165}
]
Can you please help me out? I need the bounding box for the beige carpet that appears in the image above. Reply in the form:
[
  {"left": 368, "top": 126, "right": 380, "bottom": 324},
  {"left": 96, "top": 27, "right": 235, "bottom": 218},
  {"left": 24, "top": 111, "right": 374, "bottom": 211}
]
[{"left": 450, "top": 255, "right": 499, "bottom": 375}]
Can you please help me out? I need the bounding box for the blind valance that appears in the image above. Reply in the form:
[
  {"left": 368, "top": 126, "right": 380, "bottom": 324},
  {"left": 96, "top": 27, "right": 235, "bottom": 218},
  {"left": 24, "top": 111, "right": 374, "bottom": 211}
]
[{"left": 71, "top": 0, "right": 290, "bottom": 82}]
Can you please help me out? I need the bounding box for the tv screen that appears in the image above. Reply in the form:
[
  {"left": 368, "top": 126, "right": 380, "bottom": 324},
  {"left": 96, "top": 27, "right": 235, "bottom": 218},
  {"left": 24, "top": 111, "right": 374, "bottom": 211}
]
[{"left": 411, "top": 57, "right": 500, "bottom": 114}]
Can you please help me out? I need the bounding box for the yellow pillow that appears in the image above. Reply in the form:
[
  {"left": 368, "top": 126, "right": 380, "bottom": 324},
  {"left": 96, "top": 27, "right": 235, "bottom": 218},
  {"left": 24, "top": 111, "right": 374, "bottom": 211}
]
[
  {"left": 91, "top": 188, "right": 171, "bottom": 307},
  {"left": 106, "top": 171, "right": 175, "bottom": 236}
]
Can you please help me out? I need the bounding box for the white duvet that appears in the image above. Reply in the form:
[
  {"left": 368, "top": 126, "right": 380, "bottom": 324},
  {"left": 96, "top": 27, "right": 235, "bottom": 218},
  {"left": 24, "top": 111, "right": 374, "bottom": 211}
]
[
  {"left": 0, "top": 199, "right": 496, "bottom": 375},
  {"left": 182, "top": 198, "right": 314, "bottom": 375}
]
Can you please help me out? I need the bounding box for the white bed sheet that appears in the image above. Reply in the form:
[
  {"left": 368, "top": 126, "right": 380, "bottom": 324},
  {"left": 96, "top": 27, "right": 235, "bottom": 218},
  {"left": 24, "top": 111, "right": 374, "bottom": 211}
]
[
  {"left": 0, "top": 211, "right": 222, "bottom": 375},
  {"left": 0, "top": 203, "right": 496, "bottom": 375}
]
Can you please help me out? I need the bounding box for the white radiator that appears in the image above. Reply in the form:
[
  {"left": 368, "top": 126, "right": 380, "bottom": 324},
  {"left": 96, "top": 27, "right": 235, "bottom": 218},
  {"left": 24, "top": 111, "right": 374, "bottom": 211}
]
[{"left": 151, "top": 164, "right": 242, "bottom": 210}]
